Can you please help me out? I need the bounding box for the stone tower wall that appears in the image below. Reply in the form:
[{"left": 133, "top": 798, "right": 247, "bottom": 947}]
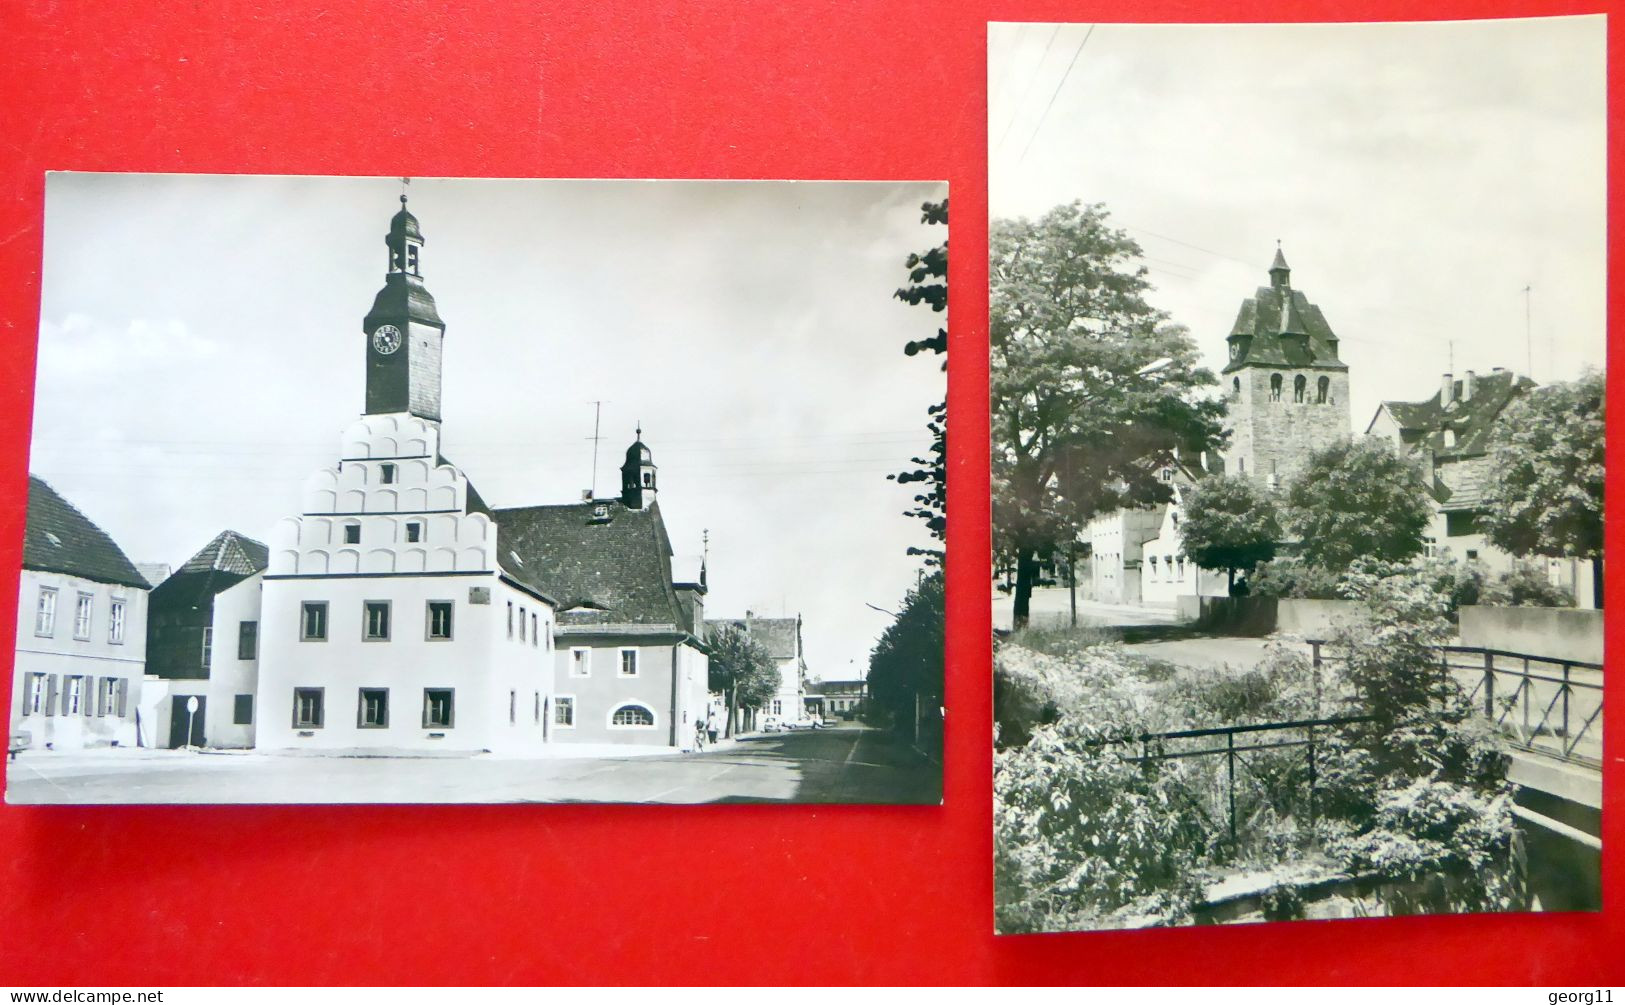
[{"left": 1222, "top": 366, "right": 1351, "bottom": 488}]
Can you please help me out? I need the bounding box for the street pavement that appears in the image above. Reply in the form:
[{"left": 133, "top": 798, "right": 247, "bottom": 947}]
[{"left": 3, "top": 723, "right": 940, "bottom": 805}]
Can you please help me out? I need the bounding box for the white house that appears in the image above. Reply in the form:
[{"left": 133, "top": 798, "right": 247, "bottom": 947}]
[{"left": 10, "top": 476, "right": 150, "bottom": 750}]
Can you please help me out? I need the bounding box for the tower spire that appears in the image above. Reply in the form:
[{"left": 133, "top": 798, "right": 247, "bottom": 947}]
[{"left": 1269, "top": 241, "right": 1291, "bottom": 290}]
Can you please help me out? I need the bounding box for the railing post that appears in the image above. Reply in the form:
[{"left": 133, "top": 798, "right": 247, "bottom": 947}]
[
  {"left": 1311, "top": 641, "right": 1323, "bottom": 718},
  {"left": 1483, "top": 650, "right": 1495, "bottom": 720},
  {"left": 1306, "top": 723, "right": 1317, "bottom": 833},
  {"left": 1561, "top": 663, "right": 1572, "bottom": 743},
  {"left": 1226, "top": 730, "right": 1237, "bottom": 843}
]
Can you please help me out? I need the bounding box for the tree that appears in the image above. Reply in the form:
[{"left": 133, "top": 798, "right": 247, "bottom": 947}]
[
  {"left": 991, "top": 202, "right": 1225, "bottom": 625},
  {"left": 1284, "top": 437, "right": 1431, "bottom": 572},
  {"left": 1178, "top": 475, "right": 1281, "bottom": 594},
  {"left": 706, "top": 624, "right": 779, "bottom": 738},
  {"left": 888, "top": 199, "right": 947, "bottom": 566},
  {"left": 1480, "top": 370, "right": 1604, "bottom": 608},
  {"left": 867, "top": 572, "right": 944, "bottom": 749}
]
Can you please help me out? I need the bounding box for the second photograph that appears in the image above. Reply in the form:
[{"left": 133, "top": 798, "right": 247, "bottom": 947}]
[{"left": 989, "top": 17, "right": 1605, "bottom": 933}]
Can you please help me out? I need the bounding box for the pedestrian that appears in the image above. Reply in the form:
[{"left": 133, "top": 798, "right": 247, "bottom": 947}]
[
  {"left": 694, "top": 718, "right": 707, "bottom": 752},
  {"left": 706, "top": 712, "right": 720, "bottom": 746}
]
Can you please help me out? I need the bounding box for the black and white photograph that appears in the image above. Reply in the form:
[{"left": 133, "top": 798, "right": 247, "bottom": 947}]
[
  {"left": 8, "top": 173, "right": 947, "bottom": 805},
  {"left": 989, "top": 18, "right": 1603, "bottom": 929}
]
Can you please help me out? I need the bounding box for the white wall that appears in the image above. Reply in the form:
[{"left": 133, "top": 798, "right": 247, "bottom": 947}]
[{"left": 10, "top": 569, "right": 148, "bottom": 749}]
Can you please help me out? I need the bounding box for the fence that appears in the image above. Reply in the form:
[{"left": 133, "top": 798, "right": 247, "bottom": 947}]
[
  {"left": 1105, "top": 714, "right": 1371, "bottom": 843},
  {"left": 1307, "top": 641, "right": 1603, "bottom": 768}
]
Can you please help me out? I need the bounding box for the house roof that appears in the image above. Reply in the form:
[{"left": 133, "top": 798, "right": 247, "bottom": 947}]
[
  {"left": 1375, "top": 369, "right": 1537, "bottom": 462},
  {"left": 493, "top": 500, "right": 686, "bottom": 630},
  {"left": 807, "top": 679, "right": 866, "bottom": 695},
  {"left": 1224, "top": 283, "right": 1347, "bottom": 374},
  {"left": 22, "top": 476, "right": 150, "bottom": 589},
  {"left": 151, "top": 530, "right": 269, "bottom": 610},
  {"left": 703, "top": 615, "right": 800, "bottom": 660}
]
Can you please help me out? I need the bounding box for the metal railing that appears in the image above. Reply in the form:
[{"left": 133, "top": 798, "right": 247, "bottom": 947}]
[
  {"left": 1100, "top": 714, "right": 1372, "bottom": 842},
  {"left": 1308, "top": 641, "right": 1602, "bottom": 768}
]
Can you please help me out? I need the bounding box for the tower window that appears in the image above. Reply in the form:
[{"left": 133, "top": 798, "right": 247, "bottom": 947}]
[
  {"left": 406, "top": 245, "right": 419, "bottom": 275},
  {"left": 1269, "top": 373, "right": 1282, "bottom": 401},
  {"left": 1293, "top": 374, "right": 1306, "bottom": 403},
  {"left": 380, "top": 463, "right": 397, "bottom": 484},
  {"left": 1317, "top": 376, "right": 1330, "bottom": 404},
  {"left": 343, "top": 523, "right": 361, "bottom": 545},
  {"left": 643, "top": 472, "right": 653, "bottom": 487},
  {"left": 1232, "top": 377, "right": 1240, "bottom": 397},
  {"left": 405, "top": 521, "right": 422, "bottom": 543}
]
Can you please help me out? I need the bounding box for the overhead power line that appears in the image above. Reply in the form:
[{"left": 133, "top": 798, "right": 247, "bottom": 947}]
[{"left": 1016, "top": 24, "right": 1096, "bottom": 165}]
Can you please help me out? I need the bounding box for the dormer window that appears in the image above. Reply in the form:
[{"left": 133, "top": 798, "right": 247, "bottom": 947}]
[
  {"left": 590, "top": 504, "right": 611, "bottom": 523},
  {"left": 1443, "top": 428, "right": 1458, "bottom": 448}
]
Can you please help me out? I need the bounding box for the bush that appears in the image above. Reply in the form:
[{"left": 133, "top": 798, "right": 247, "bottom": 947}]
[
  {"left": 1482, "top": 563, "right": 1574, "bottom": 608},
  {"left": 994, "top": 718, "right": 1213, "bottom": 932},
  {"left": 1247, "top": 557, "right": 1342, "bottom": 600}
]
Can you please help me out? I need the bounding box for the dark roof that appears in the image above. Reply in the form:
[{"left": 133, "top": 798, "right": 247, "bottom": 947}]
[
  {"left": 1224, "top": 284, "right": 1346, "bottom": 373},
  {"left": 364, "top": 273, "right": 443, "bottom": 330},
  {"left": 389, "top": 197, "right": 423, "bottom": 243},
  {"left": 493, "top": 500, "right": 685, "bottom": 629},
  {"left": 150, "top": 530, "right": 269, "bottom": 610},
  {"left": 703, "top": 615, "right": 800, "bottom": 660},
  {"left": 1376, "top": 369, "right": 1537, "bottom": 461},
  {"left": 22, "top": 476, "right": 150, "bottom": 589}
]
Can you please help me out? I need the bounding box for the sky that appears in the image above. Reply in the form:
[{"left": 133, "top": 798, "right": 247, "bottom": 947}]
[
  {"left": 31, "top": 175, "right": 946, "bottom": 681},
  {"left": 989, "top": 16, "right": 1606, "bottom": 428}
]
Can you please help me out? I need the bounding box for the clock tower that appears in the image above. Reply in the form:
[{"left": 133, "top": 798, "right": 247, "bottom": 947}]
[{"left": 362, "top": 194, "right": 446, "bottom": 421}]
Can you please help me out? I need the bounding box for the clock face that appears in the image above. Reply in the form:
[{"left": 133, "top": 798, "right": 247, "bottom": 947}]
[{"left": 371, "top": 324, "right": 403, "bottom": 355}]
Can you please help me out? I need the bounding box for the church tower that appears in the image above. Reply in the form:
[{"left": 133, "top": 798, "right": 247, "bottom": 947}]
[
  {"left": 1220, "top": 246, "right": 1351, "bottom": 488},
  {"left": 363, "top": 195, "right": 446, "bottom": 421},
  {"left": 620, "top": 427, "right": 658, "bottom": 510}
]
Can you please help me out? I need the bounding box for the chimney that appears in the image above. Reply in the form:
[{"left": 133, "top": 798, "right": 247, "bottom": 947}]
[
  {"left": 581, "top": 489, "right": 592, "bottom": 501},
  {"left": 1440, "top": 372, "right": 1455, "bottom": 407},
  {"left": 1462, "top": 370, "right": 1476, "bottom": 402}
]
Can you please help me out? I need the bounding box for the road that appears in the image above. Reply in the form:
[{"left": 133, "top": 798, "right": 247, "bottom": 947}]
[{"left": 4, "top": 723, "right": 940, "bottom": 806}]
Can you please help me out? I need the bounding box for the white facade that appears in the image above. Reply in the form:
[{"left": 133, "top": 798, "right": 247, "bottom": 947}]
[
  {"left": 1137, "top": 482, "right": 1230, "bottom": 605},
  {"left": 1085, "top": 507, "right": 1165, "bottom": 606},
  {"left": 10, "top": 569, "right": 148, "bottom": 750},
  {"left": 256, "top": 413, "right": 556, "bottom": 755}
]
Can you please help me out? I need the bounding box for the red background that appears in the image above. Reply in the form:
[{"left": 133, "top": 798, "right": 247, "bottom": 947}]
[{"left": 0, "top": 0, "right": 1617, "bottom": 986}]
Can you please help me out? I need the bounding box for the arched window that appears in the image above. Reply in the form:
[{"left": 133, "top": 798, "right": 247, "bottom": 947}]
[
  {"left": 1293, "top": 374, "right": 1306, "bottom": 403},
  {"left": 1232, "top": 377, "right": 1241, "bottom": 397},
  {"left": 1269, "top": 374, "right": 1283, "bottom": 401},
  {"left": 1317, "top": 376, "right": 1330, "bottom": 404},
  {"left": 610, "top": 704, "right": 655, "bottom": 727}
]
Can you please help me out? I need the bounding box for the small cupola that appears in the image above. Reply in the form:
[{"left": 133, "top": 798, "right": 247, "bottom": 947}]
[
  {"left": 387, "top": 194, "right": 425, "bottom": 277},
  {"left": 620, "top": 424, "right": 658, "bottom": 510},
  {"left": 1269, "top": 243, "right": 1291, "bottom": 290}
]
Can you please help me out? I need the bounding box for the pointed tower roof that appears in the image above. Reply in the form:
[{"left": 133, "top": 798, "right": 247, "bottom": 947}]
[{"left": 1223, "top": 248, "right": 1346, "bottom": 374}]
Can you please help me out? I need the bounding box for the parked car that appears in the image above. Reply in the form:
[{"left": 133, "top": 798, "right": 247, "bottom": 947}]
[{"left": 760, "top": 714, "right": 783, "bottom": 733}]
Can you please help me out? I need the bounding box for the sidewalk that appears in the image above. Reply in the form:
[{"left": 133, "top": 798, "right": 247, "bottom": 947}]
[{"left": 993, "top": 586, "right": 1181, "bottom": 632}]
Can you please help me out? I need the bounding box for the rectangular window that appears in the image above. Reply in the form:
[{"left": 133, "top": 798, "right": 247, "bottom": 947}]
[
  {"left": 64, "top": 676, "right": 84, "bottom": 715},
  {"left": 293, "top": 688, "right": 324, "bottom": 728},
  {"left": 507, "top": 601, "right": 514, "bottom": 639},
  {"left": 108, "top": 600, "right": 126, "bottom": 644},
  {"left": 99, "top": 677, "right": 119, "bottom": 716},
  {"left": 427, "top": 601, "right": 453, "bottom": 640},
  {"left": 407, "top": 245, "right": 419, "bottom": 273},
  {"left": 531, "top": 613, "right": 539, "bottom": 648},
  {"left": 554, "top": 696, "right": 575, "bottom": 727},
  {"left": 619, "top": 648, "right": 639, "bottom": 677},
  {"left": 518, "top": 607, "right": 526, "bottom": 643},
  {"left": 233, "top": 694, "right": 254, "bottom": 725},
  {"left": 772, "top": 699, "right": 783, "bottom": 716},
  {"left": 343, "top": 524, "right": 361, "bottom": 544},
  {"left": 534, "top": 692, "right": 541, "bottom": 724},
  {"left": 509, "top": 690, "right": 517, "bottom": 724},
  {"left": 570, "top": 648, "right": 591, "bottom": 677},
  {"left": 35, "top": 587, "right": 57, "bottom": 637},
  {"left": 23, "top": 673, "right": 47, "bottom": 715},
  {"left": 358, "top": 688, "right": 389, "bottom": 728},
  {"left": 423, "top": 689, "right": 454, "bottom": 728},
  {"left": 73, "top": 593, "right": 93, "bottom": 640},
  {"left": 301, "top": 602, "right": 328, "bottom": 641},
  {"left": 363, "top": 601, "right": 391, "bottom": 641},
  {"left": 238, "top": 621, "right": 258, "bottom": 660},
  {"left": 405, "top": 521, "right": 422, "bottom": 543},
  {"left": 380, "top": 463, "right": 397, "bottom": 484},
  {"left": 201, "top": 626, "right": 213, "bottom": 670}
]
